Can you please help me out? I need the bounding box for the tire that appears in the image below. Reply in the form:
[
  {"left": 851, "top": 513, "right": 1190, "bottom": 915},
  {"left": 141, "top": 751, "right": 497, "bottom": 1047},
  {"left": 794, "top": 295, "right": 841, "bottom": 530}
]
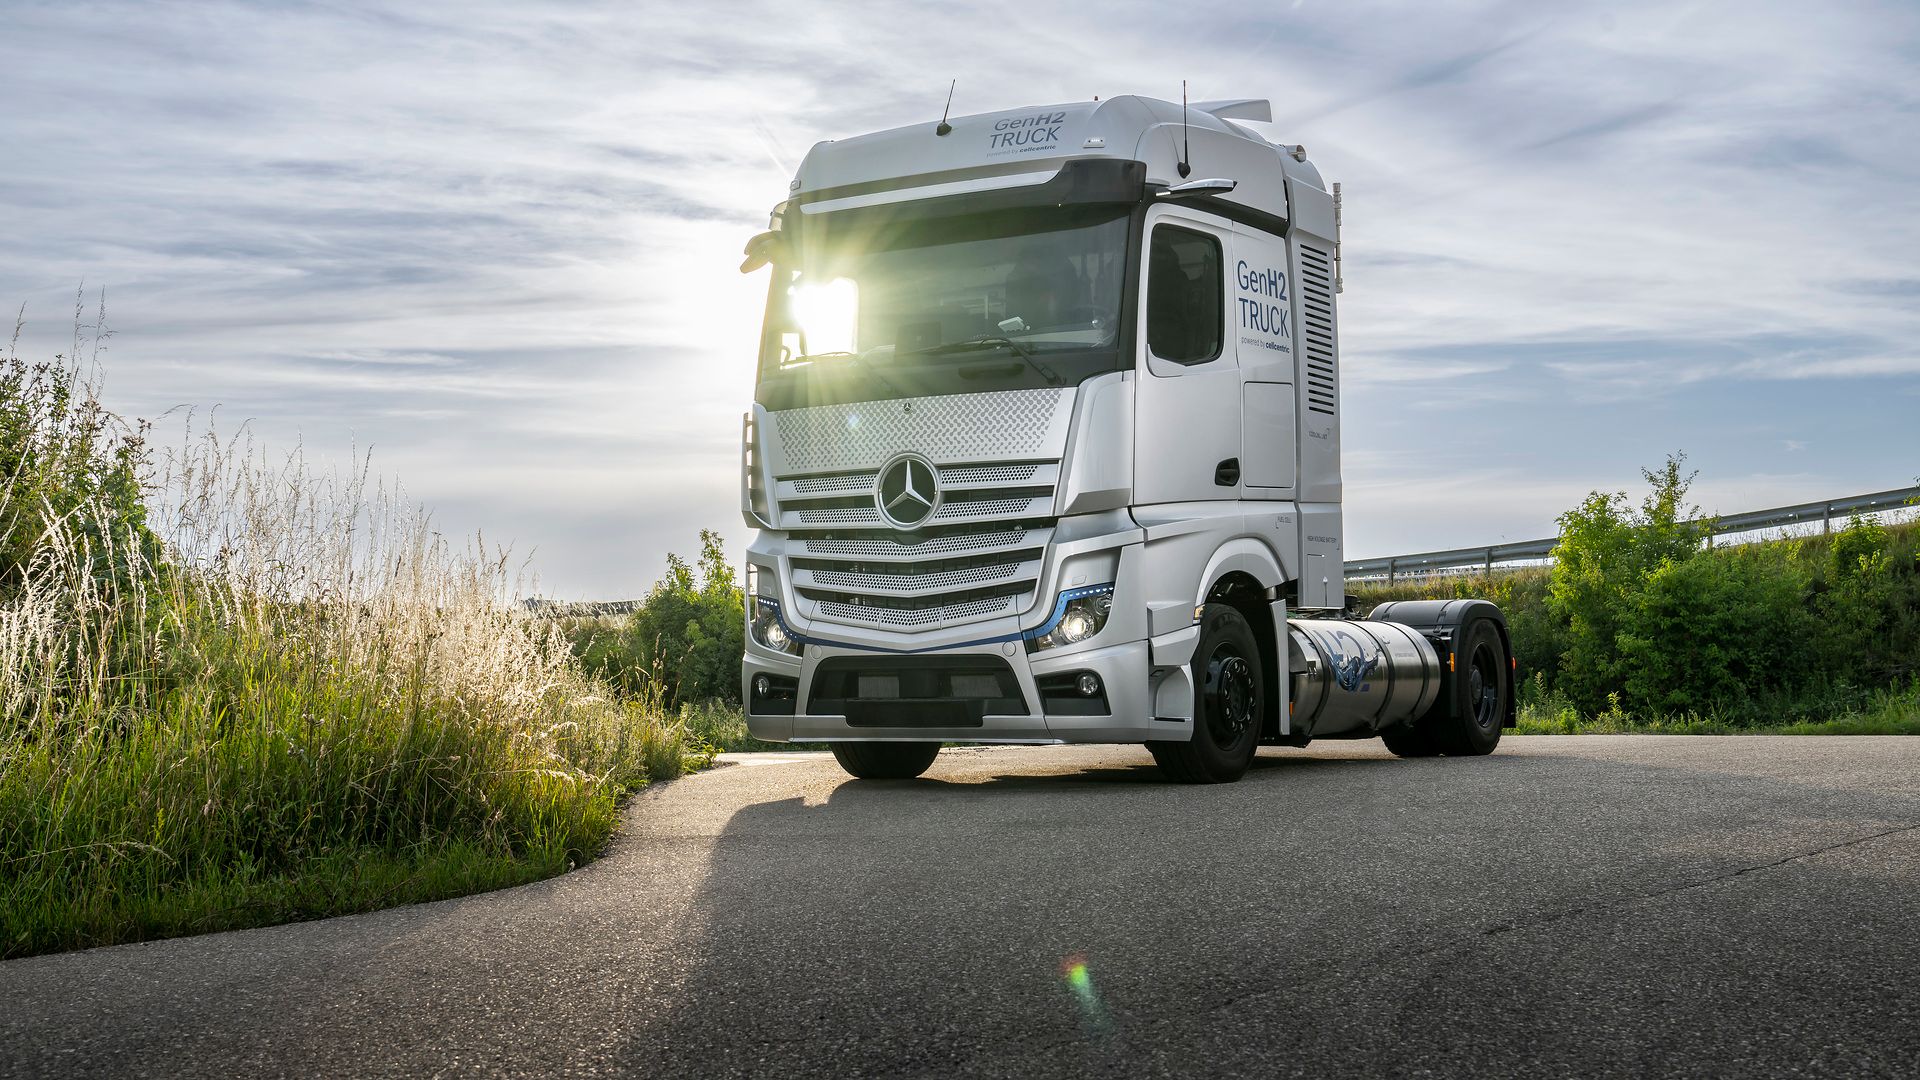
[
  {"left": 830, "top": 742, "right": 941, "bottom": 779},
  {"left": 1382, "top": 617, "right": 1507, "bottom": 758},
  {"left": 1151, "top": 603, "right": 1264, "bottom": 784}
]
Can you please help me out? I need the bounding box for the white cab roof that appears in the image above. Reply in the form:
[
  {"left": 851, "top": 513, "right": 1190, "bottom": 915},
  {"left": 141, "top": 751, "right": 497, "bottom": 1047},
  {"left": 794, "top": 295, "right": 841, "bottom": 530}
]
[{"left": 787, "top": 95, "right": 1324, "bottom": 226}]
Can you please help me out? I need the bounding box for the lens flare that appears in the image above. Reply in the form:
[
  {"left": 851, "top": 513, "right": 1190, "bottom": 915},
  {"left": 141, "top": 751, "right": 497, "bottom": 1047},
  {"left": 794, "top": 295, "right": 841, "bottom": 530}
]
[
  {"left": 791, "top": 277, "right": 858, "bottom": 356},
  {"left": 1059, "top": 954, "right": 1113, "bottom": 1035}
]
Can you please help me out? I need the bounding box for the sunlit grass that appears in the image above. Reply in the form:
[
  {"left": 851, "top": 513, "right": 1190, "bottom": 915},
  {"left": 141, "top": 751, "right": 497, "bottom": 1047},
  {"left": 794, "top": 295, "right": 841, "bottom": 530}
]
[{"left": 0, "top": 332, "right": 696, "bottom": 958}]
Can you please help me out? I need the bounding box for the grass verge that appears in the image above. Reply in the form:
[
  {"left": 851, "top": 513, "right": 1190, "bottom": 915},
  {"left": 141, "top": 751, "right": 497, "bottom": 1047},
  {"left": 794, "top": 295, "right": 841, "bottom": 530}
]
[
  {"left": 1511, "top": 679, "right": 1920, "bottom": 735},
  {"left": 0, "top": 333, "right": 701, "bottom": 959}
]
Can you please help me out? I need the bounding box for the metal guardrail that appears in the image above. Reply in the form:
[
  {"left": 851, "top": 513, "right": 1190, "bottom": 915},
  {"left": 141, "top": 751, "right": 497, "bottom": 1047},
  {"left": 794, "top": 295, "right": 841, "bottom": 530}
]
[
  {"left": 1344, "top": 484, "right": 1920, "bottom": 582},
  {"left": 523, "top": 598, "right": 642, "bottom": 617}
]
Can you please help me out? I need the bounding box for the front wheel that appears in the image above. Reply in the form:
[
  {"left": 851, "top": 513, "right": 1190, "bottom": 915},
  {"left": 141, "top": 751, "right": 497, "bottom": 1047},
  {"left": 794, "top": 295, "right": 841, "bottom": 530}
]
[
  {"left": 830, "top": 742, "right": 941, "bottom": 779},
  {"left": 1151, "top": 603, "right": 1264, "bottom": 784}
]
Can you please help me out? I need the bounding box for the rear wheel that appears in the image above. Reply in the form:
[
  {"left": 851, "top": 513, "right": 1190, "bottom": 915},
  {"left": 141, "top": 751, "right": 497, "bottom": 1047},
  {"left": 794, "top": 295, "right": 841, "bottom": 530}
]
[
  {"left": 830, "top": 742, "right": 941, "bottom": 780},
  {"left": 1382, "top": 617, "right": 1507, "bottom": 758},
  {"left": 1151, "top": 603, "right": 1263, "bottom": 784}
]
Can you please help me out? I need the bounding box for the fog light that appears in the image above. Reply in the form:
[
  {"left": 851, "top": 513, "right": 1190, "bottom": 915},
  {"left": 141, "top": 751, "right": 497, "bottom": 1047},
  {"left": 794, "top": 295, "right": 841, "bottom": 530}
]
[
  {"left": 754, "top": 673, "right": 772, "bottom": 697},
  {"left": 1076, "top": 672, "right": 1101, "bottom": 697}
]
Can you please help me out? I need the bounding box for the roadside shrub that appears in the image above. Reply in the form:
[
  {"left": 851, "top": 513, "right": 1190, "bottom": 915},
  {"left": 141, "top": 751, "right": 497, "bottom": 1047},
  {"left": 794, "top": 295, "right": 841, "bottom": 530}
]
[
  {"left": 1615, "top": 547, "right": 1810, "bottom": 718},
  {"left": 1547, "top": 454, "right": 1706, "bottom": 715},
  {"left": 569, "top": 529, "right": 744, "bottom": 709},
  {"left": 1810, "top": 515, "right": 1918, "bottom": 688},
  {"left": 1830, "top": 514, "right": 1888, "bottom": 581},
  {"left": 0, "top": 342, "right": 159, "bottom": 593}
]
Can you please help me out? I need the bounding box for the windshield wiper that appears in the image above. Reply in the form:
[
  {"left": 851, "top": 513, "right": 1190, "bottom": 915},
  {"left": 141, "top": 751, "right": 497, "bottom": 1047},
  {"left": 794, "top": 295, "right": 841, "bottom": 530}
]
[{"left": 913, "top": 336, "right": 1062, "bottom": 386}]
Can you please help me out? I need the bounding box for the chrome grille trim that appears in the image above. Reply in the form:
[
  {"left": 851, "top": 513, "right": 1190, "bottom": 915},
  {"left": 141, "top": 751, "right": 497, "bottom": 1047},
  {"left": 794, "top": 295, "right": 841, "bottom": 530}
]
[
  {"left": 779, "top": 493, "right": 1053, "bottom": 531},
  {"left": 793, "top": 557, "right": 1044, "bottom": 596},
  {"left": 774, "top": 462, "right": 1058, "bottom": 505},
  {"left": 795, "top": 528, "right": 1046, "bottom": 561}
]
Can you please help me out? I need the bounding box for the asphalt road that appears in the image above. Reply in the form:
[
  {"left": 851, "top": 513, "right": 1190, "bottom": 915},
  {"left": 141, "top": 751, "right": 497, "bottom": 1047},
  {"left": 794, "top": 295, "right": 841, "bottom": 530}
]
[{"left": 4, "top": 736, "right": 1918, "bottom": 1078}]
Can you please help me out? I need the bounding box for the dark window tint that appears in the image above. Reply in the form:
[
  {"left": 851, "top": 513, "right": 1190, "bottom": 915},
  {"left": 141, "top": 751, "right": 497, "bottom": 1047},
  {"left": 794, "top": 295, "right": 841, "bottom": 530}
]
[{"left": 1146, "top": 225, "right": 1223, "bottom": 364}]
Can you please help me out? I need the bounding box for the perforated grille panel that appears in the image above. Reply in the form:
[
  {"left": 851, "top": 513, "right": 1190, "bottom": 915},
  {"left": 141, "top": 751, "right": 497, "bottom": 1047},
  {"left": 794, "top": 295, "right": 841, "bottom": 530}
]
[
  {"left": 770, "top": 389, "right": 1069, "bottom": 473},
  {"left": 790, "top": 474, "right": 875, "bottom": 496},
  {"left": 932, "top": 497, "right": 1044, "bottom": 522},
  {"left": 940, "top": 463, "right": 1040, "bottom": 486},
  {"left": 1298, "top": 244, "right": 1339, "bottom": 416},
  {"left": 796, "top": 506, "right": 885, "bottom": 526},
  {"left": 817, "top": 594, "right": 1019, "bottom": 628}
]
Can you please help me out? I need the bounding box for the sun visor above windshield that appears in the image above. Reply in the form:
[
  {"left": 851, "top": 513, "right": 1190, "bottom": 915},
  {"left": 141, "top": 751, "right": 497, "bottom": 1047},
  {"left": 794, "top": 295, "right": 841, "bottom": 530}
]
[{"left": 790, "top": 158, "right": 1147, "bottom": 230}]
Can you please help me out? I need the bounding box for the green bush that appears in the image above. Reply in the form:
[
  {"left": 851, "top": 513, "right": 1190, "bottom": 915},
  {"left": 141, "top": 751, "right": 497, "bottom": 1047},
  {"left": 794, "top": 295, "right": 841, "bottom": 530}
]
[
  {"left": 1616, "top": 547, "right": 1810, "bottom": 717},
  {"left": 0, "top": 356, "right": 159, "bottom": 592},
  {"left": 567, "top": 529, "right": 745, "bottom": 709},
  {"left": 1547, "top": 454, "right": 1706, "bottom": 715},
  {"left": 1811, "top": 515, "right": 1918, "bottom": 690}
]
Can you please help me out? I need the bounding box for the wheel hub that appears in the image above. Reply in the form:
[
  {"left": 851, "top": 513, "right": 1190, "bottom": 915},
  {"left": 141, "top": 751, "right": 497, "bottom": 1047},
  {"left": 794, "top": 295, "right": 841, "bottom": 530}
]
[
  {"left": 1469, "top": 645, "right": 1500, "bottom": 730},
  {"left": 1205, "top": 649, "right": 1255, "bottom": 743}
]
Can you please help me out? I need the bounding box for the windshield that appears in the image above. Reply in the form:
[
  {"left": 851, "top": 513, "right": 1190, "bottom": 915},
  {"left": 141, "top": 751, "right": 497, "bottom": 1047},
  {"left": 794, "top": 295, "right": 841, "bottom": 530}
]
[{"left": 757, "top": 207, "right": 1131, "bottom": 399}]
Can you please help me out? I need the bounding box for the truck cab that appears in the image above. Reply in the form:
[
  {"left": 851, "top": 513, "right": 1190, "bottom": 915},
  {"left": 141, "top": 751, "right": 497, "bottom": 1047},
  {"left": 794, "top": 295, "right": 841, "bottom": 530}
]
[{"left": 739, "top": 95, "right": 1515, "bottom": 782}]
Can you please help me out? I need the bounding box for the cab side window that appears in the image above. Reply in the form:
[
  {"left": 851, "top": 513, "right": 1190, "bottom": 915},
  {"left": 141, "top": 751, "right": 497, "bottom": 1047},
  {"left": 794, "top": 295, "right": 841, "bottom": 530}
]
[{"left": 1146, "top": 225, "right": 1223, "bottom": 365}]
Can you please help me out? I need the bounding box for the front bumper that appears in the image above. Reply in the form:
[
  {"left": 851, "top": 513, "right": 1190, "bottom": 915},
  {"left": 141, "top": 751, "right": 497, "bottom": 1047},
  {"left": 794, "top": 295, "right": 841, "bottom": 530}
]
[{"left": 742, "top": 636, "right": 1186, "bottom": 744}]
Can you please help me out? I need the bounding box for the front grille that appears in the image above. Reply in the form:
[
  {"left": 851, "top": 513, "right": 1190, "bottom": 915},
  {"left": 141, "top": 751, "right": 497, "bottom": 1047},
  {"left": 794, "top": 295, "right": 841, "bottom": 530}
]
[
  {"left": 765, "top": 388, "right": 1070, "bottom": 633},
  {"left": 803, "top": 558, "right": 1037, "bottom": 594},
  {"left": 773, "top": 462, "right": 1058, "bottom": 631}
]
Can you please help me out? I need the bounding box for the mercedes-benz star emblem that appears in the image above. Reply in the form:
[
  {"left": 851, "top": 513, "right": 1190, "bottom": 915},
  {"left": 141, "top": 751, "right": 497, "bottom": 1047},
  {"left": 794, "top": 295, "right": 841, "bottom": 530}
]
[{"left": 876, "top": 455, "right": 939, "bottom": 529}]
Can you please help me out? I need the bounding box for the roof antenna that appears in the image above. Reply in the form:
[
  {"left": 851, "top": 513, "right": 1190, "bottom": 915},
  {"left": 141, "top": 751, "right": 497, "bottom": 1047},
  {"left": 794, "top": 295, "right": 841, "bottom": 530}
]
[
  {"left": 936, "top": 80, "right": 956, "bottom": 136},
  {"left": 1177, "top": 80, "right": 1193, "bottom": 178}
]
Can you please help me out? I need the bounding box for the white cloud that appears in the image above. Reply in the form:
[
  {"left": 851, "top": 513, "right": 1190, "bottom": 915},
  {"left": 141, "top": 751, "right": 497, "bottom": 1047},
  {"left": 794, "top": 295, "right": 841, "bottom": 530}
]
[{"left": 4, "top": 0, "right": 1917, "bottom": 593}]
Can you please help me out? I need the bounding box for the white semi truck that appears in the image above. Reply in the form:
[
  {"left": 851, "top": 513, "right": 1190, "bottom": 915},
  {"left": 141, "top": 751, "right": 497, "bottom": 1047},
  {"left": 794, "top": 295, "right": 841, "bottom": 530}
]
[{"left": 738, "top": 94, "right": 1515, "bottom": 783}]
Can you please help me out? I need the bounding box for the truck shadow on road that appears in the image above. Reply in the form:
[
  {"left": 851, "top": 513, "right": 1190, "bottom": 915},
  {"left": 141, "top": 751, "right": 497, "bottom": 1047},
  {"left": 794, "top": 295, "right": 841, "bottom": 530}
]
[{"left": 604, "top": 742, "right": 1920, "bottom": 1077}]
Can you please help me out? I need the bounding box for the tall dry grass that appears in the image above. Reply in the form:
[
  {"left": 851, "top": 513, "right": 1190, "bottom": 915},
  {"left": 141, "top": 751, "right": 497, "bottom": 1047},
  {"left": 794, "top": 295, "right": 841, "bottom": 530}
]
[{"left": 0, "top": 322, "right": 693, "bottom": 958}]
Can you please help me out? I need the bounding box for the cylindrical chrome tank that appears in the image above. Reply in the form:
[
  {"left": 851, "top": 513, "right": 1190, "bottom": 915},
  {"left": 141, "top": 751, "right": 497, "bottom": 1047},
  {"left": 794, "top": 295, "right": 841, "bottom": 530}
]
[{"left": 1288, "top": 619, "right": 1443, "bottom": 736}]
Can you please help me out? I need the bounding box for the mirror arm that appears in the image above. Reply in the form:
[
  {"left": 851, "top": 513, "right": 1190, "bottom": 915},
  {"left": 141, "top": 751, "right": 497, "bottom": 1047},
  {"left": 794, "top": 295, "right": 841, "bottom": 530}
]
[{"left": 1156, "top": 178, "right": 1239, "bottom": 199}]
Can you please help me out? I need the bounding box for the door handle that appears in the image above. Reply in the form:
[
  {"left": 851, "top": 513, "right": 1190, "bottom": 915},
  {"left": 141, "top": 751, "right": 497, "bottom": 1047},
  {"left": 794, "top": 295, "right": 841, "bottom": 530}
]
[{"left": 1215, "top": 458, "right": 1241, "bottom": 486}]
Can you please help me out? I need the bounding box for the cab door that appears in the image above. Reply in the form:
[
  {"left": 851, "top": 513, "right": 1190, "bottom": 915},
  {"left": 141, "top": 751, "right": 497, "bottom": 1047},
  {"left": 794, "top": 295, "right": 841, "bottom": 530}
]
[
  {"left": 1233, "top": 224, "right": 1297, "bottom": 495},
  {"left": 1132, "top": 207, "right": 1241, "bottom": 506}
]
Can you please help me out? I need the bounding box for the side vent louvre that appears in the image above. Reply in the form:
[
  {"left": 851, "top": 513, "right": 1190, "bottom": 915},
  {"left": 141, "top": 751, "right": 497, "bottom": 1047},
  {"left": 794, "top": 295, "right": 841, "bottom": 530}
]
[{"left": 1298, "top": 244, "right": 1338, "bottom": 416}]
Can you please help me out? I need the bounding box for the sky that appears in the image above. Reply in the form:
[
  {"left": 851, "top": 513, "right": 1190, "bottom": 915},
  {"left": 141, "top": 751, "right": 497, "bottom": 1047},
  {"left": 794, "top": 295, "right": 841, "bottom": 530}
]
[{"left": 4, "top": 0, "right": 1918, "bottom": 598}]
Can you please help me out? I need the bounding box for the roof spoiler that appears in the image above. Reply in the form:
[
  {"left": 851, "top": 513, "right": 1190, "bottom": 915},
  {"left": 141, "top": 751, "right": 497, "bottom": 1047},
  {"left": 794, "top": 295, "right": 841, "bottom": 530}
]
[{"left": 1192, "top": 99, "right": 1272, "bottom": 123}]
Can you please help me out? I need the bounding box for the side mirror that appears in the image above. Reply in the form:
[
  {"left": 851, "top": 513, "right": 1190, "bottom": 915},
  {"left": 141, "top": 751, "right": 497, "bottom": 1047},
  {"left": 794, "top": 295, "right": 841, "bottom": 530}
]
[
  {"left": 740, "top": 230, "right": 782, "bottom": 273},
  {"left": 1157, "top": 178, "right": 1238, "bottom": 199}
]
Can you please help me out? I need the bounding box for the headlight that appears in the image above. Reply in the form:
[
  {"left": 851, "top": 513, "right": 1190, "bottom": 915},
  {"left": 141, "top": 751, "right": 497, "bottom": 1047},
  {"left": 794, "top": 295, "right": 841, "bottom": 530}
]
[
  {"left": 1028, "top": 585, "right": 1114, "bottom": 652},
  {"left": 749, "top": 586, "right": 802, "bottom": 656}
]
